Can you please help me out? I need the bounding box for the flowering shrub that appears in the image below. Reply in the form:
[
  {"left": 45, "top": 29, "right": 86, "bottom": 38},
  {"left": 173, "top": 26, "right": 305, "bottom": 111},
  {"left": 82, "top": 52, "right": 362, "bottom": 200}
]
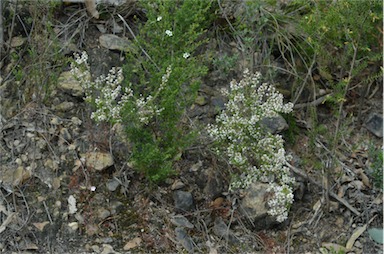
[
  {"left": 71, "top": 0, "right": 211, "bottom": 182},
  {"left": 71, "top": 52, "right": 170, "bottom": 125},
  {"left": 207, "top": 69, "right": 295, "bottom": 222}
]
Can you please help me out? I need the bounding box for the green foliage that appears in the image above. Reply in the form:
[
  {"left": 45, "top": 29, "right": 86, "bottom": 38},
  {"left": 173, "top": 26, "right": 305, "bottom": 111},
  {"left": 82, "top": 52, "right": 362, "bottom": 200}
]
[
  {"left": 212, "top": 52, "right": 239, "bottom": 76},
  {"left": 368, "top": 145, "right": 383, "bottom": 189},
  {"left": 282, "top": 113, "right": 299, "bottom": 145},
  {"left": 299, "top": 0, "right": 382, "bottom": 104},
  {"left": 7, "top": 1, "right": 68, "bottom": 103},
  {"left": 233, "top": 0, "right": 309, "bottom": 79},
  {"left": 121, "top": 0, "right": 211, "bottom": 182}
]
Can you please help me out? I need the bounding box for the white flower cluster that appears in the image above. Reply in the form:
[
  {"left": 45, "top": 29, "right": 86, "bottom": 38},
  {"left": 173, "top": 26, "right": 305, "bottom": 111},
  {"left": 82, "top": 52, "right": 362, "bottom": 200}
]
[
  {"left": 71, "top": 52, "right": 170, "bottom": 124},
  {"left": 207, "top": 69, "right": 295, "bottom": 222}
]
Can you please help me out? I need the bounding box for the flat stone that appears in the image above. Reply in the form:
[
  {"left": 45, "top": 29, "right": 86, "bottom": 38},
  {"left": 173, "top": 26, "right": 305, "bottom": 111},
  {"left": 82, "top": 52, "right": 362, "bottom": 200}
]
[
  {"left": 213, "top": 217, "right": 237, "bottom": 243},
  {"left": 240, "top": 182, "right": 269, "bottom": 221},
  {"left": 106, "top": 178, "right": 120, "bottom": 191},
  {"left": 84, "top": 152, "right": 114, "bottom": 171},
  {"left": 211, "top": 96, "right": 226, "bottom": 111},
  {"left": 97, "top": 208, "right": 111, "bottom": 220},
  {"left": 57, "top": 71, "right": 85, "bottom": 98},
  {"left": 261, "top": 115, "right": 289, "bottom": 134},
  {"left": 175, "top": 227, "right": 194, "bottom": 253},
  {"left": 173, "top": 191, "right": 194, "bottom": 212},
  {"left": 170, "top": 215, "right": 194, "bottom": 229},
  {"left": 99, "top": 34, "right": 136, "bottom": 52},
  {"left": 55, "top": 101, "right": 75, "bottom": 112},
  {"left": 10, "top": 36, "right": 26, "bottom": 47},
  {"left": 365, "top": 113, "right": 383, "bottom": 137}
]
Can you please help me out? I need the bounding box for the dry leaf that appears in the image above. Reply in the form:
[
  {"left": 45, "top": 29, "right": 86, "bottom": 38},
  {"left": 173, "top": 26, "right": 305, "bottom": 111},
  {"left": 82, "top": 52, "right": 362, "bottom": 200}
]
[
  {"left": 356, "top": 168, "right": 371, "bottom": 188},
  {"left": 346, "top": 224, "right": 367, "bottom": 250},
  {"left": 123, "top": 237, "right": 142, "bottom": 250},
  {"left": 33, "top": 221, "right": 50, "bottom": 231}
]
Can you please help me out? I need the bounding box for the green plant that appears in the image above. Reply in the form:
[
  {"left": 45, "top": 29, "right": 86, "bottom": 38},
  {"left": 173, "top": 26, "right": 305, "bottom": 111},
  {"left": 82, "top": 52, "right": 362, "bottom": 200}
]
[
  {"left": 212, "top": 52, "right": 239, "bottom": 75},
  {"left": 298, "top": 0, "right": 382, "bottom": 107},
  {"left": 207, "top": 69, "right": 294, "bottom": 222},
  {"left": 6, "top": 1, "right": 68, "bottom": 104},
  {"left": 120, "top": 0, "right": 212, "bottom": 181},
  {"left": 368, "top": 145, "right": 383, "bottom": 189},
  {"left": 73, "top": 0, "right": 212, "bottom": 182}
]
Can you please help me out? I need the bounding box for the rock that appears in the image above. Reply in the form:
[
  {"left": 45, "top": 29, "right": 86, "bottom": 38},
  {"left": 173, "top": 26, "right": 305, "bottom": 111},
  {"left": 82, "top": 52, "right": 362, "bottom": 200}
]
[
  {"left": 100, "top": 244, "right": 120, "bottom": 254},
  {"left": 106, "top": 178, "right": 120, "bottom": 191},
  {"left": 195, "top": 95, "right": 207, "bottom": 106},
  {"left": 84, "top": 152, "right": 114, "bottom": 171},
  {"left": 260, "top": 115, "right": 289, "bottom": 134},
  {"left": 71, "top": 117, "right": 82, "bottom": 126},
  {"left": 171, "top": 179, "right": 185, "bottom": 190},
  {"left": 203, "top": 167, "right": 225, "bottom": 199},
  {"left": 99, "top": 34, "right": 136, "bottom": 52},
  {"left": 68, "top": 195, "right": 77, "bottom": 214},
  {"left": 50, "top": 117, "right": 62, "bottom": 125},
  {"left": 175, "top": 227, "right": 194, "bottom": 253},
  {"left": 364, "top": 113, "right": 383, "bottom": 137},
  {"left": 55, "top": 101, "right": 75, "bottom": 112},
  {"left": 12, "top": 166, "right": 32, "bottom": 187},
  {"left": 211, "top": 96, "right": 226, "bottom": 111},
  {"left": 97, "top": 208, "right": 111, "bottom": 220},
  {"left": 170, "top": 215, "right": 194, "bottom": 229},
  {"left": 57, "top": 71, "right": 85, "bottom": 98},
  {"left": 123, "top": 237, "right": 142, "bottom": 250},
  {"left": 173, "top": 191, "right": 194, "bottom": 212},
  {"left": 10, "top": 36, "right": 26, "bottom": 47},
  {"left": 68, "top": 222, "right": 79, "bottom": 232},
  {"left": 60, "top": 128, "right": 72, "bottom": 141},
  {"left": 213, "top": 217, "right": 237, "bottom": 243},
  {"left": 239, "top": 182, "right": 275, "bottom": 229}
]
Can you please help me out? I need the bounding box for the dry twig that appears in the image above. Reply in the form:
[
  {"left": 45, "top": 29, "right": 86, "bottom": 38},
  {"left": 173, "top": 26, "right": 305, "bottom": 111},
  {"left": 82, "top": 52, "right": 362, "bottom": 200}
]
[{"left": 287, "top": 163, "right": 361, "bottom": 216}]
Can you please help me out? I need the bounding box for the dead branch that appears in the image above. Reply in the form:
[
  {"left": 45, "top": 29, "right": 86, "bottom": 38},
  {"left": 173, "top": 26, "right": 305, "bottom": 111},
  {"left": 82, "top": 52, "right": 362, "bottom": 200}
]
[{"left": 287, "top": 163, "right": 361, "bottom": 216}]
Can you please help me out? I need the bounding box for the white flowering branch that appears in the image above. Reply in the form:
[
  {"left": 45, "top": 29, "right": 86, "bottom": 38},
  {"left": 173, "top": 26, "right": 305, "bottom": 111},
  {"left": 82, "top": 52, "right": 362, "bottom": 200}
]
[
  {"left": 208, "top": 69, "right": 295, "bottom": 222},
  {"left": 70, "top": 51, "right": 170, "bottom": 125}
]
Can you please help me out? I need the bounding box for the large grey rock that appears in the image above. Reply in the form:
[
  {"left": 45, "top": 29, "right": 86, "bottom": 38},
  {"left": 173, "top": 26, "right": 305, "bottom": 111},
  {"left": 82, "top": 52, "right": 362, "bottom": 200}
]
[
  {"left": 365, "top": 113, "right": 383, "bottom": 137},
  {"left": 173, "top": 191, "right": 194, "bottom": 212},
  {"left": 240, "top": 182, "right": 269, "bottom": 220},
  {"left": 239, "top": 182, "right": 280, "bottom": 229},
  {"left": 261, "top": 115, "right": 288, "bottom": 134}
]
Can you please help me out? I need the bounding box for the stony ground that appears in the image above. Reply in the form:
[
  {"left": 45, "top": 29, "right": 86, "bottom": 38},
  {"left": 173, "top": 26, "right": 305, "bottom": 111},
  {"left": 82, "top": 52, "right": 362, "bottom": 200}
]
[{"left": 0, "top": 2, "right": 383, "bottom": 254}]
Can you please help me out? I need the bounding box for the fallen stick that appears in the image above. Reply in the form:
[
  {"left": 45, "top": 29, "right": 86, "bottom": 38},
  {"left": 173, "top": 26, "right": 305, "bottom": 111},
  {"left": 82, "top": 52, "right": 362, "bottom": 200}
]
[{"left": 287, "top": 163, "right": 361, "bottom": 216}]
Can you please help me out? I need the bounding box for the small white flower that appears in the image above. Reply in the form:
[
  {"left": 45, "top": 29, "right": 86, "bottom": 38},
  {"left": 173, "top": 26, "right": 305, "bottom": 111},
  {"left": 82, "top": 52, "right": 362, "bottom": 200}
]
[
  {"left": 183, "top": 52, "right": 190, "bottom": 59},
  {"left": 165, "top": 30, "right": 173, "bottom": 37},
  {"left": 157, "top": 16, "right": 162, "bottom": 21}
]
